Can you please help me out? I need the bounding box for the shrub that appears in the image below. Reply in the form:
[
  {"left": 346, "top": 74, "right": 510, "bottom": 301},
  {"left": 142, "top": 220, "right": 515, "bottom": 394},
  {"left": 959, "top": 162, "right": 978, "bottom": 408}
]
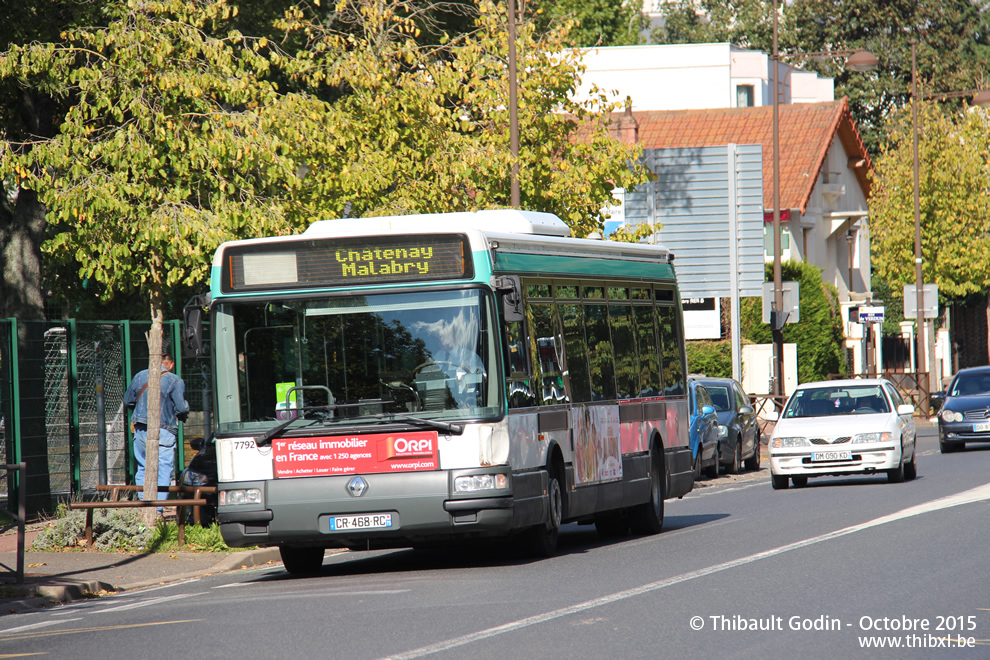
[{"left": 31, "top": 504, "right": 152, "bottom": 551}]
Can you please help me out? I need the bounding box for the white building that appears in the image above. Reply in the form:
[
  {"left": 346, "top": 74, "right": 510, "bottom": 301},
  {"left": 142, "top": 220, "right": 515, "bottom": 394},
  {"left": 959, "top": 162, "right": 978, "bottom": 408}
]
[{"left": 575, "top": 42, "right": 835, "bottom": 111}]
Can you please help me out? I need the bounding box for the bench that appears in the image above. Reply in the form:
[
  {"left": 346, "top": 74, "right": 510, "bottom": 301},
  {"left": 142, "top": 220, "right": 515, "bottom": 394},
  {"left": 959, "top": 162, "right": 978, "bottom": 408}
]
[{"left": 69, "top": 484, "right": 218, "bottom": 547}]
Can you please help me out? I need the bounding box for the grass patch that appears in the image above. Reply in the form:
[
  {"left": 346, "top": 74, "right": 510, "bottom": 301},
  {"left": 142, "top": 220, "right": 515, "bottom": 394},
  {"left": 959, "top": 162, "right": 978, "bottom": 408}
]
[{"left": 148, "top": 520, "right": 231, "bottom": 553}]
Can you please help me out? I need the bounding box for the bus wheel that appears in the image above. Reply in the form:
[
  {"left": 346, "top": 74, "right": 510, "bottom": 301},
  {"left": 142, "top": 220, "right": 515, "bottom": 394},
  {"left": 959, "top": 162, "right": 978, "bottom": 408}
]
[
  {"left": 525, "top": 466, "right": 562, "bottom": 558},
  {"left": 279, "top": 546, "right": 325, "bottom": 575},
  {"left": 629, "top": 450, "right": 664, "bottom": 535}
]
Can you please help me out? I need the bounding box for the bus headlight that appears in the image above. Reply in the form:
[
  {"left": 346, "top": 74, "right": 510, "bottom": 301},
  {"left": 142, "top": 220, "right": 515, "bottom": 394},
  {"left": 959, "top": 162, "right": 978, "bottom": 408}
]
[
  {"left": 454, "top": 474, "right": 508, "bottom": 493},
  {"left": 220, "top": 488, "right": 262, "bottom": 505}
]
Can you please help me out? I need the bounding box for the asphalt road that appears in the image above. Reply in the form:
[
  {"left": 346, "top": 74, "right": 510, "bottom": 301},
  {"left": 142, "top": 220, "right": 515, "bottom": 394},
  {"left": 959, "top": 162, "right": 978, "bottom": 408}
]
[{"left": 2, "top": 424, "right": 988, "bottom": 659}]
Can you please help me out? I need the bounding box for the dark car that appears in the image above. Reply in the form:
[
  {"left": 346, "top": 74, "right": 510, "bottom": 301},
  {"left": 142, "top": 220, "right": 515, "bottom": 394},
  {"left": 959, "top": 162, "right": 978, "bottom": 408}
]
[
  {"left": 179, "top": 435, "right": 217, "bottom": 524},
  {"left": 932, "top": 366, "right": 990, "bottom": 453},
  {"left": 694, "top": 376, "right": 761, "bottom": 473},
  {"left": 688, "top": 379, "right": 720, "bottom": 479}
]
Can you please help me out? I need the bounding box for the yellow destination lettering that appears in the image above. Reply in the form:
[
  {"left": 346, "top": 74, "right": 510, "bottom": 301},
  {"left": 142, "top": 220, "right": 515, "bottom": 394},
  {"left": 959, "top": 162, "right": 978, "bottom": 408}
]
[{"left": 335, "top": 243, "right": 439, "bottom": 278}]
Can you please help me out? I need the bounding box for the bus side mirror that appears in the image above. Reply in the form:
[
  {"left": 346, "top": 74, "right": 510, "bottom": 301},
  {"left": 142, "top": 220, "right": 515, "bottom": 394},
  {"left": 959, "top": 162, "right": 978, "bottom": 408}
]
[
  {"left": 495, "top": 275, "right": 524, "bottom": 323},
  {"left": 183, "top": 294, "right": 211, "bottom": 358}
]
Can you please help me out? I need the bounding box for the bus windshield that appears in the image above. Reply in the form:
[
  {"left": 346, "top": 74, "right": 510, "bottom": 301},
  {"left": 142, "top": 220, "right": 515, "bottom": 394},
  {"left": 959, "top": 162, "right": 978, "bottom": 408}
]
[{"left": 213, "top": 288, "right": 500, "bottom": 434}]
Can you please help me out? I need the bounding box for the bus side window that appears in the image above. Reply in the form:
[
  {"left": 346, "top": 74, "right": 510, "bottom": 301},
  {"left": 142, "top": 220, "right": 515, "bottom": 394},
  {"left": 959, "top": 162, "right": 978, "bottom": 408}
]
[
  {"left": 634, "top": 305, "right": 661, "bottom": 397},
  {"left": 584, "top": 303, "right": 616, "bottom": 401},
  {"left": 657, "top": 304, "right": 685, "bottom": 397},
  {"left": 609, "top": 303, "right": 638, "bottom": 399},
  {"left": 559, "top": 303, "right": 592, "bottom": 403},
  {"left": 529, "top": 302, "right": 568, "bottom": 405},
  {"left": 505, "top": 318, "right": 536, "bottom": 408}
]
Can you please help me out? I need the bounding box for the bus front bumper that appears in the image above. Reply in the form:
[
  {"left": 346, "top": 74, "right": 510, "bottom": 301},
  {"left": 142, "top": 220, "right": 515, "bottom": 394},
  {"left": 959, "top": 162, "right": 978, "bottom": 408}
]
[{"left": 217, "top": 468, "right": 546, "bottom": 549}]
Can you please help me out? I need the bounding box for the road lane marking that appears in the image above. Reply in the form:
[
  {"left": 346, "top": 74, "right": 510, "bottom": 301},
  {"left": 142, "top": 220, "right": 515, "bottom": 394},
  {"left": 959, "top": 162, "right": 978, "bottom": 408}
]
[
  {"left": 0, "top": 620, "right": 201, "bottom": 641},
  {"left": 382, "top": 482, "right": 990, "bottom": 660},
  {"left": 88, "top": 593, "right": 195, "bottom": 614},
  {"left": 1, "top": 618, "right": 82, "bottom": 634}
]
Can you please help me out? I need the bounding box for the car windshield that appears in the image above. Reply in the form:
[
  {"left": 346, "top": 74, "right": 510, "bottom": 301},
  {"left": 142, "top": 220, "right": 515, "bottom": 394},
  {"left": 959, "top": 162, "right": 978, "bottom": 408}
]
[
  {"left": 783, "top": 385, "right": 890, "bottom": 418},
  {"left": 701, "top": 384, "right": 732, "bottom": 412},
  {"left": 212, "top": 288, "right": 500, "bottom": 434},
  {"left": 949, "top": 373, "right": 990, "bottom": 397}
]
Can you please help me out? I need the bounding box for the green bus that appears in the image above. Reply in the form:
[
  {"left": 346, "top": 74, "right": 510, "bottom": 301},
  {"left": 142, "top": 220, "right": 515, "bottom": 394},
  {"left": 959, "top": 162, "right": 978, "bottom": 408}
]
[{"left": 188, "top": 210, "right": 692, "bottom": 574}]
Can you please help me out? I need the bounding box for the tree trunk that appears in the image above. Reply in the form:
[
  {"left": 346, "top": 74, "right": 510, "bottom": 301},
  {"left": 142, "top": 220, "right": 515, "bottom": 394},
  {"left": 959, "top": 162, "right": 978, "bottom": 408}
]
[
  {"left": 0, "top": 187, "right": 47, "bottom": 320},
  {"left": 141, "top": 295, "right": 165, "bottom": 525},
  {"left": 1, "top": 185, "right": 51, "bottom": 516}
]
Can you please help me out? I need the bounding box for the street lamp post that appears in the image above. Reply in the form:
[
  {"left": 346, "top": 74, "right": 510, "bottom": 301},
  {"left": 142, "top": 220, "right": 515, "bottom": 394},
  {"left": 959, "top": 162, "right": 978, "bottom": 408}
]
[
  {"left": 910, "top": 39, "right": 926, "bottom": 407},
  {"left": 507, "top": 0, "right": 520, "bottom": 208},
  {"left": 770, "top": 0, "right": 876, "bottom": 402}
]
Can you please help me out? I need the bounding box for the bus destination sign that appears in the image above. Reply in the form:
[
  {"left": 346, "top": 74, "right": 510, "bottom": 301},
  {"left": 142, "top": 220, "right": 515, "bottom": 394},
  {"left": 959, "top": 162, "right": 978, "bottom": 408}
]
[{"left": 222, "top": 234, "right": 472, "bottom": 292}]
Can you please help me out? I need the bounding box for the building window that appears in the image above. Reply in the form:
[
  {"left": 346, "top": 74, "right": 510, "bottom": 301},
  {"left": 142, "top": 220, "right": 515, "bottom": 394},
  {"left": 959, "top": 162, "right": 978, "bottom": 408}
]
[
  {"left": 736, "top": 84, "right": 755, "bottom": 107},
  {"left": 763, "top": 225, "right": 790, "bottom": 256}
]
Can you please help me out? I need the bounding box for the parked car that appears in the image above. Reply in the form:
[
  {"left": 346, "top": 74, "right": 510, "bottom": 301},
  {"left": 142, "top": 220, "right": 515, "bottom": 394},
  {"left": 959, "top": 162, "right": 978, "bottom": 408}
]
[
  {"left": 179, "top": 435, "right": 217, "bottom": 524},
  {"left": 931, "top": 365, "right": 990, "bottom": 453},
  {"left": 765, "top": 378, "right": 917, "bottom": 489},
  {"left": 688, "top": 378, "right": 720, "bottom": 479},
  {"left": 694, "top": 376, "right": 761, "bottom": 473}
]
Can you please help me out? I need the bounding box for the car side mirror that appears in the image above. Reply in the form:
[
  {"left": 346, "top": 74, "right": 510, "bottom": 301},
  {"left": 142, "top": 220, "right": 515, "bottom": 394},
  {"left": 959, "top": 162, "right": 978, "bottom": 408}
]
[
  {"left": 764, "top": 411, "right": 779, "bottom": 422},
  {"left": 189, "top": 437, "right": 205, "bottom": 451},
  {"left": 701, "top": 405, "right": 715, "bottom": 415},
  {"left": 896, "top": 404, "right": 916, "bottom": 416},
  {"left": 739, "top": 405, "right": 754, "bottom": 415},
  {"left": 929, "top": 392, "right": 945, "bottom": 413}
]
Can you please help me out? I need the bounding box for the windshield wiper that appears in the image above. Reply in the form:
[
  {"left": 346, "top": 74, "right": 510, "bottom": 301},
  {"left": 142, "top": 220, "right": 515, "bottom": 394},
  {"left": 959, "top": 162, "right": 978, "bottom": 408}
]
[
  {"left": 255, "top": 416, "right": 308, "bottom": 447},
  {"left": 370, "top": 412, "right": 464, "bottom": 435}
]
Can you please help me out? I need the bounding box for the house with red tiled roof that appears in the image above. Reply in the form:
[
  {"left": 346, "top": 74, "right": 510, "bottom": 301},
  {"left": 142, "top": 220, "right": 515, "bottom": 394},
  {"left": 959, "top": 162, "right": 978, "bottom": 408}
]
[
  {"left": 604, "top": 100, "right": 875, "bottom": 376},
  {"left": 628, "top": 98, "right": 872, "bottom": 301},
  {"left": 581, "top": 44, "right": 878, "bottom": 376}
]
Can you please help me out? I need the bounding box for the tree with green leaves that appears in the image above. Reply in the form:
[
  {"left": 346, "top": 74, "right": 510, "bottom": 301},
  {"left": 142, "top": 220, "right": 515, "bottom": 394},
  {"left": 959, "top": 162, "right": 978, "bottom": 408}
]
[
  {"left": 652, "top": 0, "right": 772, "bottom": 49},
  {"left": 742, "top": 260, "right": 847, "bottom": 383},
  {"left": 782, "top": 0, "right": 990, "bottom": 156},
  {"left": 869, "top": 102, "right": 990, "bottom": 357},
  {"left": 529, "top": 0, "right": 647, "bottom": 48},
  {"left": 650, "top": 0, "right": 990, "bottom": 155},
  {"left": 1, "top": 0, "right": 646, "bottom": 511}
]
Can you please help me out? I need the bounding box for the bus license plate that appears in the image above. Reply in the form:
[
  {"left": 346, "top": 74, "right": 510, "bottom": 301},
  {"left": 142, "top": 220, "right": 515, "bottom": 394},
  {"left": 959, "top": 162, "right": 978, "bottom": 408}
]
[
  {"left": 973, "top": 422, "right": 990, "bottom": 432},
  {"left": 329, "top": 513, "right": 393, "bottom": 531},
  {"left": 811, "top": 451, "right": 852, "bottom": 462}
]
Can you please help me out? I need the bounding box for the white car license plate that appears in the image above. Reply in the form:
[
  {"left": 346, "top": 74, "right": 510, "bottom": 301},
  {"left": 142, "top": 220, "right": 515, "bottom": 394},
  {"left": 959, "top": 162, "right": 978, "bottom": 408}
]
[
  {"left": 329, "top": 513, "right": 393, "bottom": 531},
  {"left": 973, "top": 422, "right": 990, "bottom": 432},
  {"left": 811, "top": 451, "right": 852, "bottom": 462}
]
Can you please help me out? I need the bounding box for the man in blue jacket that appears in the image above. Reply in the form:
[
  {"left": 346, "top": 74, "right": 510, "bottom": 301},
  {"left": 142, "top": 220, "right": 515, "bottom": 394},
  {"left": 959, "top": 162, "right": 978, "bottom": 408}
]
[{"left": 124, "top": 353, "right": 189, "bottom": 503}]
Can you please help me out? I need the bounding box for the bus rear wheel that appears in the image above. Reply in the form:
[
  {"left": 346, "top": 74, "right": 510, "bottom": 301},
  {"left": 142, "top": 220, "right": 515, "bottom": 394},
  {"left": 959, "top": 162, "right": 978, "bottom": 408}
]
[
  {"left": 629, "top": 450, "right": 664, "bottom": 535},
  {"left": 279, "top": 546, "right": 325, "bottom": 575}
]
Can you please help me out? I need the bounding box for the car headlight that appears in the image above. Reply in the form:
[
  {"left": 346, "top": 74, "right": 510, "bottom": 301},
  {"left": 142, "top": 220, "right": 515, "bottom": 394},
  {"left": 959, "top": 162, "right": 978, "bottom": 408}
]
[
  {"left": 941, "top": 409, "right": 963, "bottom": 423},
  {"left": 454, "top": 473, "right": 508, "bottom": 493},
  {"left": 717, "top": 425, "right": 728, "bottom": 439},
  {"left": 852, "top": 432, "right": 893, "bottom": 444},
  {"left": 220, "top": 488, "right": 262, "bottom": 505},
  {"left": 182, "top": 470, "right": 210, "bottom": 486},
  {"left": 771, "top": 437, "right": 809, "bottom": 448}
]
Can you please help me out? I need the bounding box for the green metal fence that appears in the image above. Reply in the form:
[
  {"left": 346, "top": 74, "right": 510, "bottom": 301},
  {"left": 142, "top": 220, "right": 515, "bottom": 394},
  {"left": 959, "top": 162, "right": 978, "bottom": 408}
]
[{"left": 0, "top": 318, "right": 208, "bottom": 519}]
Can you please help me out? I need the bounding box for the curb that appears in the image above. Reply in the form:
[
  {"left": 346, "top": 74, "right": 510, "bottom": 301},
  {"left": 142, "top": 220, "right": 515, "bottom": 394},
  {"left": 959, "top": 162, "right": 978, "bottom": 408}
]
[{"left": 2, "top": 548, "right": 283, "bottom": 614}]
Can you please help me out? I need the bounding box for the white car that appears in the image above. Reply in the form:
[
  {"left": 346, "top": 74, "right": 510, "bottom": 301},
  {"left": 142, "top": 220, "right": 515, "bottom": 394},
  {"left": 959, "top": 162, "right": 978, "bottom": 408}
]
[{"left": 766, "top": 379, "right": 917, "bottom": 489}]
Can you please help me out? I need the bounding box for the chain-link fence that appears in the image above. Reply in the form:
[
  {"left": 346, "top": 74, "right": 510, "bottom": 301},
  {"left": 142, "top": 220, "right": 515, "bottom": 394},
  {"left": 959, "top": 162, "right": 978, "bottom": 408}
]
[{"left": 1, "top": 318, "right": 197, "bottom": 519}]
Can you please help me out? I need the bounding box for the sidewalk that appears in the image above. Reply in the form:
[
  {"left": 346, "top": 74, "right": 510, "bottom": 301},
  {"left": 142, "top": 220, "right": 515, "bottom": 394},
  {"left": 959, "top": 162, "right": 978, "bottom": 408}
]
[{"left": 0, "top": 524, "right": 282, "bottom": 614}]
